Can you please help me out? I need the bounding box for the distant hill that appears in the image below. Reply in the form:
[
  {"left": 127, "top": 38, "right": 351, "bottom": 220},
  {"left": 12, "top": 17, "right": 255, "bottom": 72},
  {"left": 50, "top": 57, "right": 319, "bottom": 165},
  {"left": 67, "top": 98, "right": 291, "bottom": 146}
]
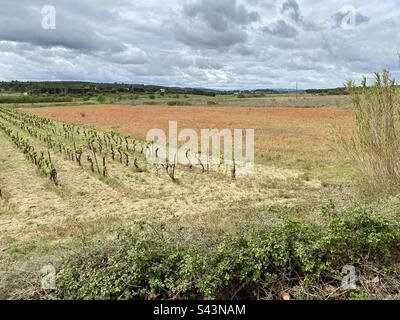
[
  {"left": 0, "top": 81, "right": 219, "bottom": 97},
  {"left": 0, "top": 81, "right": 349, "bottom": 96}
]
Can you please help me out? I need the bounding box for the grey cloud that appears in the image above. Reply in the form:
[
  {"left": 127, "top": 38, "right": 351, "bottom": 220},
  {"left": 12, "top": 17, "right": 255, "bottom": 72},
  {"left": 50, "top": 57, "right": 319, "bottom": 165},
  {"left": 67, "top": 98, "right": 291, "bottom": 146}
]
[
  {"left": 172, "top": 0, "right": 258, "bottom": 51},
  {"left": 107, "top": 48, "right": 149, "bottom": 65},
  {"left": 0, "top": 1, "right": 125, "bottom": 52},
  {"left": 195, "top": 58, "right": 224, "bottom": 69},
  {"left": 281, "top": 0, "right": 301, "bottom": 23},
  {"left": 231, "top": 44, "right": 255, "bottom": 56},
  {"left": 172, "top": 22, "right": 248, "bottom": 50},
  {"left": 183, "top": 0, "right": 260, "bottom": 32},
  {"left": 263, "top": 20, "right": 298, "bottom": 38}
]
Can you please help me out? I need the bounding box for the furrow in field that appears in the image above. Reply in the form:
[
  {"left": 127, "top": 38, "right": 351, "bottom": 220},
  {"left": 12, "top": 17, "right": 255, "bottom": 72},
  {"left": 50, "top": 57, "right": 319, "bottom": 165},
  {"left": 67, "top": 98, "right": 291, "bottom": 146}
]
[{"left": 0, "top": 134, "right": 74, "bottom": 238}]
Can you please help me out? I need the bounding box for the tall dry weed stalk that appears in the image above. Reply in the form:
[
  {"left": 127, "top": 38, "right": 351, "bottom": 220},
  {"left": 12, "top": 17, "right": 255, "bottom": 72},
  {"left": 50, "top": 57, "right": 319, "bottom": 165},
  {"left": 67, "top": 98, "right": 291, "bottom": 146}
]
[{"left": 343, "top": 70, "right": 400, "bottom": 195}]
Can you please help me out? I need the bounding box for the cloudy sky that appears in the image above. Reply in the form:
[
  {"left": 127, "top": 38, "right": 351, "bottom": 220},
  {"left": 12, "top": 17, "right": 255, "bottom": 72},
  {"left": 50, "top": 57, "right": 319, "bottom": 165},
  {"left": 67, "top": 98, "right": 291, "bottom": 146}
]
[{"left": 0, "top": 0, "right": 399, "bottom": 89}]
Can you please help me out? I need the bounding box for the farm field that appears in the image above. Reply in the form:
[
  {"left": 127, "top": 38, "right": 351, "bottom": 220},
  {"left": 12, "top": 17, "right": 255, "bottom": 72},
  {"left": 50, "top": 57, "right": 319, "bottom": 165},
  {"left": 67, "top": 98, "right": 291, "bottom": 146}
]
[
  {"left": 2, "top": 92, "right": 352, "bottom": 109},
  {"left": 23, "top": 104, "right": 354, "bottom": 165},
  {"left": 0, "top": 98, "right": 399, "bottom": 300},
  {"left": 128, "top": 93, "right": 352, "bottom": 108}
]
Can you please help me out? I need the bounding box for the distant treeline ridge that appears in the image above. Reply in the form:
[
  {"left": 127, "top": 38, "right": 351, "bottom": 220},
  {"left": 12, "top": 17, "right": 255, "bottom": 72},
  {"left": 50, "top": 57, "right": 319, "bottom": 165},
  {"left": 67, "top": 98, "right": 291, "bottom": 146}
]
[{"left": 0, "top": 81, "right": 351, "bottom": 96}]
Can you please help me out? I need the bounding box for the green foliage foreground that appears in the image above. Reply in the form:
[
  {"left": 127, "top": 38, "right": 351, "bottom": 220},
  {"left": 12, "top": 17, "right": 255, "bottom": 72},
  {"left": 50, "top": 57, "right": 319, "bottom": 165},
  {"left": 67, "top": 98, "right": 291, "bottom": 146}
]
[{"left": 54, "top": 204, "right": 400, "bottom": 300}]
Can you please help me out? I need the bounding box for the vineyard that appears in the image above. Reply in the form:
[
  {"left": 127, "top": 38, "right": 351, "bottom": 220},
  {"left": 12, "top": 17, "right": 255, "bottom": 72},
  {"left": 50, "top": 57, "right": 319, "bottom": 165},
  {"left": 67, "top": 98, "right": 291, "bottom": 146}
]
[
  {"left": 0, "top": 106, "right": 254, "bottom": 190},
  {"left": 1, "top": 105, "right": 327, "bottom": 264},
  {"left": 0, "top": 106, "right": 163, "bottom": 185}
]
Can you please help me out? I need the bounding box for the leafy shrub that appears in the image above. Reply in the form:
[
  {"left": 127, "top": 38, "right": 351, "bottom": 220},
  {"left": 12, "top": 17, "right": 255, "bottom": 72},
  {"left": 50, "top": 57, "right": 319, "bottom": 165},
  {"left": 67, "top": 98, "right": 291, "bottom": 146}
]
[
  {"left": 54, "top": 204, "right": 400, "bottom": 300},
  {"left": 96, "top": 95, "right": 106, "bottom": 103},
  {"left": 167, "top": 101, "right": 192, "bottom": 106},
  {"left": 236, "top": 93, "right": 265, "bottom": 99}
]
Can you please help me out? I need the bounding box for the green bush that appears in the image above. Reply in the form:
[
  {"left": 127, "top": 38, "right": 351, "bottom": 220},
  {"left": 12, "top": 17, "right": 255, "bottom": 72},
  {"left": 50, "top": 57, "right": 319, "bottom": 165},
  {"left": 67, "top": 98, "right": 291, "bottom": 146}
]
[
  {"left": 96, "top": 95, "right": 106, "bottom": 103},
  {"left": 167, "top": 101, "right": 192, "bottom": 106},
  {"left": 54, "top": 204, "right": 399, "bottom": 300}
]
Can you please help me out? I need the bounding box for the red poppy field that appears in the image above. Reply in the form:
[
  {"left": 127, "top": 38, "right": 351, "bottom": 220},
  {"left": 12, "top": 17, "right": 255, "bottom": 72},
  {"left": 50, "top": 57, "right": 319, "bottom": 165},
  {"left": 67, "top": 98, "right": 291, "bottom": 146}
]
[{"left": 23, "top": 105, "right": 354, "bottom": 163}]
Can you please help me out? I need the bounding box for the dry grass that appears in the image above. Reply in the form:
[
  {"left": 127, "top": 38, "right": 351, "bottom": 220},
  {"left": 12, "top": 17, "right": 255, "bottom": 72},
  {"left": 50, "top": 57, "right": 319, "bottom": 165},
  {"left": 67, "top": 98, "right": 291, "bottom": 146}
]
[{"left": 339, "top": 71, "right": 400, "bottom": 196}]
